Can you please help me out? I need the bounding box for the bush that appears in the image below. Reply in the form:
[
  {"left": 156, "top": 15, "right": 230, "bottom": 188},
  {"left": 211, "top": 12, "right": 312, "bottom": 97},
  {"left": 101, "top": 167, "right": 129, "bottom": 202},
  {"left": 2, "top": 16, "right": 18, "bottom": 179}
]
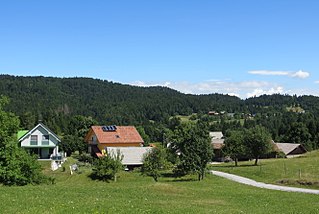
[
  {"left": 91, "top": 150, "right": 123, "bottom": 182},
  {"left": 78, "top": 152, "right": 94, "bottom": 163},
  {"left": 141, "top": 147, "right": 167, "bottom": 182},
  {"left": 0, "top": 143, "right": 47, "bottom": 186}
]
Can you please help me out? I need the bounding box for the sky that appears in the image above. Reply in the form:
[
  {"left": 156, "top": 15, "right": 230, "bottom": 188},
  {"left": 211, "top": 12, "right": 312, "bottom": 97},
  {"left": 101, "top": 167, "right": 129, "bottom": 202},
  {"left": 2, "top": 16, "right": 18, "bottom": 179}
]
[{"left": 1, "top": 0, "right": 319, "bottom": 98}]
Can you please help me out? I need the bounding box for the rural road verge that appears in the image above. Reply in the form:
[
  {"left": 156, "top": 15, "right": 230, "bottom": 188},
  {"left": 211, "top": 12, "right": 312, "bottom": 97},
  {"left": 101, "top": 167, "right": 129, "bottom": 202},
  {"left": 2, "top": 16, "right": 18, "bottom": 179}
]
[{"left": 210, "top": 170, "right": 319, "bottom": 194}]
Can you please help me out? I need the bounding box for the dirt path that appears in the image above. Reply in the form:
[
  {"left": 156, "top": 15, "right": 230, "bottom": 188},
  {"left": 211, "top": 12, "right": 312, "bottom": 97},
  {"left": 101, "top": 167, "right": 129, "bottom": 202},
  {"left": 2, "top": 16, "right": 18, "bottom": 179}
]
[{"left": 210, "top": 170, "right": 319, "bottom": 194}]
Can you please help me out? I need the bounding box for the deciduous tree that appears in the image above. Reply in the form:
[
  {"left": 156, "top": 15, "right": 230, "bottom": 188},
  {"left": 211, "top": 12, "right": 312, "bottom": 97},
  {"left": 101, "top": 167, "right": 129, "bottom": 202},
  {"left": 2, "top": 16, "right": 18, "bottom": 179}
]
[
  {"left": 223, "top": 130, "right": 245, "bottom": 166},
  {"left": 141, "top": 147, "right": 166, "bottom": 182},
  {"left": 169, "top": 122, "right": 213, "bottom": 181},
  {"left": 244, "top": 125, "right": 272, "bottom": 166}
]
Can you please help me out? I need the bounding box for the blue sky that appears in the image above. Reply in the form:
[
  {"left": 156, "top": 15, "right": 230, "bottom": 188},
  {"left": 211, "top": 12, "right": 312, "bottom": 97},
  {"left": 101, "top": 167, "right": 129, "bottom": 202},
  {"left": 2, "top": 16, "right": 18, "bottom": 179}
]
[{"left": 1, "top": 0, "right": 319, "bottom": 98}]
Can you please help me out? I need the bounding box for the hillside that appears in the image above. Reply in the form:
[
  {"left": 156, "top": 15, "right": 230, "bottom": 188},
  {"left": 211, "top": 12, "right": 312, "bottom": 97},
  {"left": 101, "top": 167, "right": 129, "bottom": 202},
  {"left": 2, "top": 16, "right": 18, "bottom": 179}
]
[
  {"left": 0, "top": 75, "right": 242, "bottom": 124},
  {"left": 2, "top": 75, "right": 319, "bottom": 148}
]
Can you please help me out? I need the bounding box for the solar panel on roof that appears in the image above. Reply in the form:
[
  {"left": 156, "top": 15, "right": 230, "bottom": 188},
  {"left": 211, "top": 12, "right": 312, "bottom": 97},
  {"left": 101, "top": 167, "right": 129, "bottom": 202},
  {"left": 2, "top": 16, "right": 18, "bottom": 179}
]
[{"left": 102, "top": 125, "right": 117, "bottom": 132}]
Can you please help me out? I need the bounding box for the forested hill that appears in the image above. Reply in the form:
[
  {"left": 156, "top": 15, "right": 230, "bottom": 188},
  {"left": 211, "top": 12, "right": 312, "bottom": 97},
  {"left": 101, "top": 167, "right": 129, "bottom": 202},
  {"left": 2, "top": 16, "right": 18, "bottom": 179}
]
[
  {"left": 0, "top": 75, "right": 242, "bottom": 125},
  {"left": 2, "top": 75, "right": 319, "bottom": 148}
]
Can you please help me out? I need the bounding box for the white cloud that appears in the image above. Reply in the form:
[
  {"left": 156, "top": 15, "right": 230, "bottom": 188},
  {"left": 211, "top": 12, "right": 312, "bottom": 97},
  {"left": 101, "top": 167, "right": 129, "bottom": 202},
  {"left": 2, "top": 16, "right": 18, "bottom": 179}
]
[
  {"left": 249, "top": 70, "right": 310, "bottom": 79},
  {"left": 249, "top": 70, "right": 289, "bottom": 76},
  {"left": 291, "top": 70, "right": 310, "bottom": 79},
  {"left": 130, "top": 79, "right": 319, "bottom": 99},
  {"left": 130, "top": 80, "right": 282, "bottom": 98},
  {"left": 315, "top": 80, "right": 319, "bottom": 84},
  {"left": 246, "top": 87, "right": 284, "bottom": 98}
]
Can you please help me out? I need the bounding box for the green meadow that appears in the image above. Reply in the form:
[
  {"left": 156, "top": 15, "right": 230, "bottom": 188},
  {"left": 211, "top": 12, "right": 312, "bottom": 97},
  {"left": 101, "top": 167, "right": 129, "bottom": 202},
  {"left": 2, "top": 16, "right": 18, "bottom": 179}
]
[
  {"left": 211, "top": 150, "right": 319, "bottom": 189},
  {"left": 0, "top": 156, "right": 319, "bottom": 213}
]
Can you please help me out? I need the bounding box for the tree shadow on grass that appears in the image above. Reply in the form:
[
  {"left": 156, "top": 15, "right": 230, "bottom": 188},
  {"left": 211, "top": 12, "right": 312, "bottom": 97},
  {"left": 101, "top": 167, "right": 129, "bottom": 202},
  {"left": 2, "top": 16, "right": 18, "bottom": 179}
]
[
  {"left": 165, "top": 178, "right": 197, "bottom": 182},
  {"left": 161, "top": 172, "right": 197, "bottom": 182},
  {"left": 211, "top": 164, "right": 257, "bottom": 168},
  {"left": 88, "top": 173, "right": 111, "bottom": 183}
]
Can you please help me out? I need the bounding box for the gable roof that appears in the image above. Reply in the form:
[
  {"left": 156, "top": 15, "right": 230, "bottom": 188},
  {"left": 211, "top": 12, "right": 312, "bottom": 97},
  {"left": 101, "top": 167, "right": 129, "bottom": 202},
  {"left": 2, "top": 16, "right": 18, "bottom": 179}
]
[
  {"left": 275, "top": 143, "right": 307, "bottom": 155},
  {"left": 87, "top": 126, "right": 144, "bottom": 144},
  {"left": 107, "top": 147, "right": 152, "bottom": 165},
  {"left": 18, "top": 123, "right": 61, "bottom": 142}
]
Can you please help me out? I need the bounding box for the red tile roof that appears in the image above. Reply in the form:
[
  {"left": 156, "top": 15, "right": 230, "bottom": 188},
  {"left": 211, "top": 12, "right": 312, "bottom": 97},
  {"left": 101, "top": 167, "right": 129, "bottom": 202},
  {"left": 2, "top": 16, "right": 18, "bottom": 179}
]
[{"left": 91, "top": 126, "right": 144, "bottom": 144}]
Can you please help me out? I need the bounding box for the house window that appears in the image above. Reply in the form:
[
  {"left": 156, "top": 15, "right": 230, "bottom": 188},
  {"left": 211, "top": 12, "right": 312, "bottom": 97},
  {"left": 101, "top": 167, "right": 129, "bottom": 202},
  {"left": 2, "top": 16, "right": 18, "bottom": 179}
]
[
  {"left": 42, "top": 135, "right": 49, "bottom": 145},
  {"left": 30, "top": 135, "right": 38, "bottom": 145}
]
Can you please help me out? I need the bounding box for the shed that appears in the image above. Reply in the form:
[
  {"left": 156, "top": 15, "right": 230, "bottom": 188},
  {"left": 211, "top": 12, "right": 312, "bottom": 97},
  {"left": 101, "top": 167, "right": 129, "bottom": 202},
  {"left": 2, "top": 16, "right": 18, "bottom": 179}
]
[
  {"left": 275, "top": 143, "right": 307, "bottom": 157},
  {"left": 106, "top": 147, "right": 153, "bottom": 168}
]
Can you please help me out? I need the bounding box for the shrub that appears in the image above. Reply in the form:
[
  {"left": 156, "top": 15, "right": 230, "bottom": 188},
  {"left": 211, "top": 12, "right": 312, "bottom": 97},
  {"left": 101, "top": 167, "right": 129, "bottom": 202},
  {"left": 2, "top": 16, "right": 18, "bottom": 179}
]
[
  {"left": 91, "top": 150, "right": 123, "bottom": 182},
  {"left": 0, "top": 143, "right": 47, "bottom": 186}
]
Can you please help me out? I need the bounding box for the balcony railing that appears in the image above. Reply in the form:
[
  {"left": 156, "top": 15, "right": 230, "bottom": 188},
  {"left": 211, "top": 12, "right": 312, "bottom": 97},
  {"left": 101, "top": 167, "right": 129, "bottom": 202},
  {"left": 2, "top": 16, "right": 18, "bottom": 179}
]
[
  {"left": 51, "top": 155, "right": 63, "bottom": 161},
  {"left": 30, "top": 140, "right": 38, "bottom": 145},
  {"left": 42, "top": 140, "right": 49, "bottom": 145}
]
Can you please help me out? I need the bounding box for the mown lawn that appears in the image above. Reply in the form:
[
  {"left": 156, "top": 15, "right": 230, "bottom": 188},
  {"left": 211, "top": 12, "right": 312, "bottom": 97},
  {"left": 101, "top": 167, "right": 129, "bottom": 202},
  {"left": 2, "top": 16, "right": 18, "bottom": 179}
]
[
  {"left": 211, "top": 150, "right": 319, "bottom": 189},
  {"left": 0, "top": 159, "right": 319, "bottom": 213}
]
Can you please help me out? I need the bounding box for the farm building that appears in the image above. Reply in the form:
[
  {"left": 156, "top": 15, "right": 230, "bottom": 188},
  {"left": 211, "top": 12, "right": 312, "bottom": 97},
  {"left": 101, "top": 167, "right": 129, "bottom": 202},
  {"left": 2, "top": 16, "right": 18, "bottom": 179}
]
[
  {"left": 275, "top": 143, "right": 307, "bottom": 157},
  {"left": 210, "top": 131, "right": 225, "bottom": 161}
]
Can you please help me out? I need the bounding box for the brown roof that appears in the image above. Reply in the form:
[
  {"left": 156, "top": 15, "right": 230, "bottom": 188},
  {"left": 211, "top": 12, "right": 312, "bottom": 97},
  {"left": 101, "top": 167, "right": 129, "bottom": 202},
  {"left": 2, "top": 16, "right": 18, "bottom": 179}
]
[
  {"left": 275, "top": 143, "right": 307, "bottom": 155},
  {"left": 90, "top": 126, "right": 144, "bottom": 144}
]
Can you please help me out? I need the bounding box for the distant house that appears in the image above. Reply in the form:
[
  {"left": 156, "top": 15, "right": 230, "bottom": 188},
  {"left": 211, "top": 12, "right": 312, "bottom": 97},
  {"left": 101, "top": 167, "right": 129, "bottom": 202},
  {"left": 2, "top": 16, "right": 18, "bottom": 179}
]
[
  {"left": 208, "top": 111, "right": 219, "bottom": 116},
  {"left": 275, "top": 143, "right": 307, "bottom": 157},
  {"left": 18, "top": 123, "right": 61, "bottom": 160},
  {"left": 84, "top": 125, "right": 145, "bottom": 157},
  {"left": 210, "top": 132, "right": 225, "bottom": 161}
]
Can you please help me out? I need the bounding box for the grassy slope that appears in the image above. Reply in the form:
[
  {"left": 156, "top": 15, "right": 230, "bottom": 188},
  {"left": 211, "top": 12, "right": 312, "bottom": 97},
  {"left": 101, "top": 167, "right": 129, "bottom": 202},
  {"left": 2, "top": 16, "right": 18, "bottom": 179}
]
[
  {"left": 211, "top": 150, "right": 319, "bottom": 188},
  {"left": 0, "top": 160, "right": 319, "bottom": 213}
]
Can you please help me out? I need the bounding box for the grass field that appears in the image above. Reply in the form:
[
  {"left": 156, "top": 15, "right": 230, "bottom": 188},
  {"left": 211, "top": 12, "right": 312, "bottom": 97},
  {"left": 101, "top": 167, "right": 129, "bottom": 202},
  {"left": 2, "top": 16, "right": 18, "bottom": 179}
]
[
  {"left": 211, "top": 150, "right": 319, "bottom": 189},
  {"left": 0, "top": 157, "right": 319, "bottom": 213}
]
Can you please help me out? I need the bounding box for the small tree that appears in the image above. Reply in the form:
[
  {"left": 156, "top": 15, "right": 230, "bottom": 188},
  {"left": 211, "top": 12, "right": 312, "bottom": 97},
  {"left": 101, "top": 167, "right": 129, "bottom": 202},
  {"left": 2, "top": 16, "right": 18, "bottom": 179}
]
[
  {"left": 141, "top": 147, "right": 166, "bottom": 182},
  {"left": 169, "top": 122, "right": 213, "bottom": 181},
  {"left": 91, "top": 150, "right": 123, "bottom": 182},
  {"left": 223, "top": 130, "right": 245, "bottom": 166},
  {"left": 244, "top": 126, "right": 272, "bottom": 166}
]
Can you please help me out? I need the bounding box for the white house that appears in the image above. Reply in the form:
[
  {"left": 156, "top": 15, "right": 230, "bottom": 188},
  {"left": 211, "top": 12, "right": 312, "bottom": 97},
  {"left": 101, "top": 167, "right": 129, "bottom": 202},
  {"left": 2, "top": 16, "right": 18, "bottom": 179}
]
[{"left": 18, "top": 123, "right": 61, "bottom": 160}]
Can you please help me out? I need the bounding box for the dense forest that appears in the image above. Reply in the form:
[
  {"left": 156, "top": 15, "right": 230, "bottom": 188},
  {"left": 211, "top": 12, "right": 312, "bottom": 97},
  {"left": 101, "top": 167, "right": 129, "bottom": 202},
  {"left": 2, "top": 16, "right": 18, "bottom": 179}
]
[{"left": 1, "top": 75, "right": 319, "bottom": 150}]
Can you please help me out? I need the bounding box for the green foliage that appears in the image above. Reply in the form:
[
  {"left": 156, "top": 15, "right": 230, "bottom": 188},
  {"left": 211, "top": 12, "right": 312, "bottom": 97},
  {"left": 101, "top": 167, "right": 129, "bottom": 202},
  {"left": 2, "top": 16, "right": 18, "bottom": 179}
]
[
  {"left": 77, "top": 152, "right": 94, "bottom": 164},
  {"left": 0, "top": 96, "right": 20, "bottom": 146},
  {"left": 244, "top": 125, "right": 272, "bottom": 165},
  {"left": 0, "top": 143, "right": 45, "bottom": 186},
  {"left": 141, "top": 147, "right": 166, "bottom": 182},
  {"left": 0, "top": 96, "right": 46, "bottom": 186},
  {"left": 60, "top": 135, "right": 85, "bottom": 156},
  {"left": 91, "top": 150, "right": 123, "bottom": 182},
  {"left": 169, "top": 122, "right": 213, "bottom": 180},
  {"left": 136, "top": 126, "right": 150, "bottom": 146},
  {"left": 223, "top": 130, "right": 246, "bottom": 166},
  {"left": 285, "top": 122, "right": 312, "bottom": 149}
]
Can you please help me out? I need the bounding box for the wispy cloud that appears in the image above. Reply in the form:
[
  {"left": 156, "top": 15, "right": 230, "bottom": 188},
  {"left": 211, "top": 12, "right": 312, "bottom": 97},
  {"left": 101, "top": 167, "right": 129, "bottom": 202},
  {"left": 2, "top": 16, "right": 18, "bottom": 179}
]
[
  {"left": 246, "top": 87, "right": 284, "bottom": 98},
  {"left": 130, "top": 79, "right": 319, "bottom": 99},
  {"left": 249, "top": 70, "right": 310, "bottom": 79},
  {"left": 131, "top": 80, "right": 281, "bottom": 98},
  {"left": 315, "top": 80, "right": 319, "bottom": 84}
]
